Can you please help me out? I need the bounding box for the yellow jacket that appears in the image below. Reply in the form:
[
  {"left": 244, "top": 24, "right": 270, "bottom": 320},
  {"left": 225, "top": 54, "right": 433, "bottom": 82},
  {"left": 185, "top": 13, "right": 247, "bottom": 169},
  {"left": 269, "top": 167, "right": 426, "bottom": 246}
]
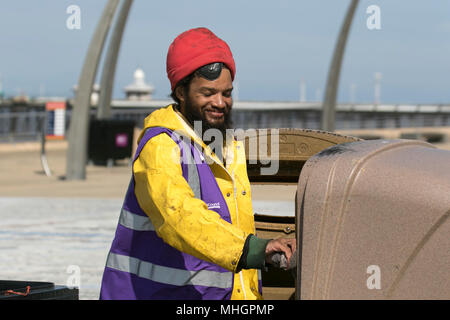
[{"left": 133, "top": 104, "right": 262, "bottom": 300}]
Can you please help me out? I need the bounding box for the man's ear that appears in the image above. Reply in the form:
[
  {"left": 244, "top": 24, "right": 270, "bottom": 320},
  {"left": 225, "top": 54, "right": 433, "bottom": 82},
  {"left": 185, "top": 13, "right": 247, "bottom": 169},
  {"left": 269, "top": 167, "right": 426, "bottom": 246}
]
[{"left": 175, "top": 86, "right": 186, "bottom": 103}]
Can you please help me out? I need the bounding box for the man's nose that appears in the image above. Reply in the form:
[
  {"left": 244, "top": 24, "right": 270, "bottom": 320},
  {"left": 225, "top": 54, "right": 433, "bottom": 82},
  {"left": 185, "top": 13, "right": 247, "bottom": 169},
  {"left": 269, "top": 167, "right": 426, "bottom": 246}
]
[{"left": 211, "top": 94, "right": 226, "bottom": 109}]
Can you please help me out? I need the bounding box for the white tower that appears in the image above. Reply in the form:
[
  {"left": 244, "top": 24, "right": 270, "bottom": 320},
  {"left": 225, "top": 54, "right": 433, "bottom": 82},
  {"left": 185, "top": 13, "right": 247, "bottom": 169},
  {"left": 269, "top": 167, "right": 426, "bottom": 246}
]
[{"left": 124, "top": 68, "right": 154, "bottom": 101}]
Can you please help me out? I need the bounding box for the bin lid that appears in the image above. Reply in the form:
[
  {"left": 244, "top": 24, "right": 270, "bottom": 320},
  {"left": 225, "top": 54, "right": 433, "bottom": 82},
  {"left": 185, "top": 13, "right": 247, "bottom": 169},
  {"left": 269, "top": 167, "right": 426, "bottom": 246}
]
[{"left": 242, "top": 128, "right": 360, "bottom": 183}]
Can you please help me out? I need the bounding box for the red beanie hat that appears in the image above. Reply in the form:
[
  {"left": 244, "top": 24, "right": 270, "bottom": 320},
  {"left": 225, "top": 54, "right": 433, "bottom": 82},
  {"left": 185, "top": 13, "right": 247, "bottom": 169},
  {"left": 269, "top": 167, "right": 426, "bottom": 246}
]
[{"left": 166, "top": 27, "right": 236, "bottom": 91}]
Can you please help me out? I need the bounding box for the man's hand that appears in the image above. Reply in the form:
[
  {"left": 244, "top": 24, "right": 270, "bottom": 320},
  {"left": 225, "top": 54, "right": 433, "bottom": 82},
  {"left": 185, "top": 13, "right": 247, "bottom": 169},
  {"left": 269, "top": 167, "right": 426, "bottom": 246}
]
[{"left": 265, "top": 238, "right": 296, "bottom": 269}]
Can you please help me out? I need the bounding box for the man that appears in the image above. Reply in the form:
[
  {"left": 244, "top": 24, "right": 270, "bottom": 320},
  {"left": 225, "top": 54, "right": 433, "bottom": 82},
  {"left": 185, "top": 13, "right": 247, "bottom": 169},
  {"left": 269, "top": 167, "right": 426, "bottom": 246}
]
[{"left": 100, "top": 27, "right": 295, "bottom": 300}]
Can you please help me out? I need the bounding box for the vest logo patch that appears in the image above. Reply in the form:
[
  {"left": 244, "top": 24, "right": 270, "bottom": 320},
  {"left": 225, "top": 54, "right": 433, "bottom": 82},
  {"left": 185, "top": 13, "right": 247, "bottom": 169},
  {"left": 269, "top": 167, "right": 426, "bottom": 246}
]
[{"left": 207, "top": 202, "right": 221, "bottom": 209}]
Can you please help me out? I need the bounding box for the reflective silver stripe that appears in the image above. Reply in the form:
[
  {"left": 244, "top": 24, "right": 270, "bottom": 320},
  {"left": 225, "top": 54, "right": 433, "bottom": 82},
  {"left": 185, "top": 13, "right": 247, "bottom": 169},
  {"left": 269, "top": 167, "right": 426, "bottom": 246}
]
[
  {"left": 119, "top": 208, "right": 155, "bottom": 231},
  {"left": 187, "top": 159, "right": 201, "bottom": 199},
  {"left": 106, "top": 252, "right": 232, "bottom": 289},
  {"left": 122, "top": 131, "right": 202, "bottom": 232},
  {"left": 175, "top": 132, "right": 201, "bottom": 199}
]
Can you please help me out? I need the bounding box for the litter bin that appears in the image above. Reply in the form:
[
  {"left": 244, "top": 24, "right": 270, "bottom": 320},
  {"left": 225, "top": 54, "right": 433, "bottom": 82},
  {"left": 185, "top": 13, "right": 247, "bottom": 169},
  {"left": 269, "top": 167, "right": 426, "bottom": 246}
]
[
  {"left": 0, "top": 280, "right": 78, "bottom": 300},
  {"left": 88, "top": 119, "right": 135, "bottom": 165},
  {"left": 244, "top": 128, "right": 361, "bottom": 300},
  {"left": 296, "top": 139, "right": 450, "bottom": 299}
]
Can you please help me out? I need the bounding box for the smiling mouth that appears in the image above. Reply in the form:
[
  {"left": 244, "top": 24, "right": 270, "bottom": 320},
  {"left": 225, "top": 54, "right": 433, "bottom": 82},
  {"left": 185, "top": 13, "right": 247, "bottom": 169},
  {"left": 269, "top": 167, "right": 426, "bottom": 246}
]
[{"left": 205, "top": 109, "right": 224, "bottom": 119}]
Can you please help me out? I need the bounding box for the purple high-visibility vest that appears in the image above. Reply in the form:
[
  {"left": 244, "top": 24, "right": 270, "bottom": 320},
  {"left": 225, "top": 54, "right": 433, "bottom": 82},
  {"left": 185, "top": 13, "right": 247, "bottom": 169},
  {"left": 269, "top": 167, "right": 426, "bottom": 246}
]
[{"left": 99, "top": 127, "right": 234, "bottom": 300}]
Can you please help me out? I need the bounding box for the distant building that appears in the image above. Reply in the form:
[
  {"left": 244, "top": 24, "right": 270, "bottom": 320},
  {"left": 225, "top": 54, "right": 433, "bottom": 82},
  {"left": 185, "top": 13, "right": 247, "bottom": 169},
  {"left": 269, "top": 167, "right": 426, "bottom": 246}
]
[
  {"left": 124, "top": 68, "right": 154, "bottom": 101},
  {"left": 11, "top": 93, "right": 30, "bottom": 104}
]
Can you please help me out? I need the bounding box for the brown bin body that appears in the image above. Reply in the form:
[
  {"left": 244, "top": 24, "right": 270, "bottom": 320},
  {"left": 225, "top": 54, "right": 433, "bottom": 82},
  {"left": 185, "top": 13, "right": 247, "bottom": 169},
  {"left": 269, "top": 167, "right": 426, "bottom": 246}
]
[
  {"left": 243, "top": 128, "right": 360, "bottom": 299},
  {"left": 296, "top": 139, "right": 450, "bottom": 299}
]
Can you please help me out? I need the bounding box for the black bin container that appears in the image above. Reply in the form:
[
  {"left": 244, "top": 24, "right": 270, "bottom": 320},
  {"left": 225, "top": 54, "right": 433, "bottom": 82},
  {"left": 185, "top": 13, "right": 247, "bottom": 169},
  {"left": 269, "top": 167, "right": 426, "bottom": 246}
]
[
  {"left": 88, "top": 119, "right": 135, "bottom": 165},
  {"left": 0, "top": 280, "right": 78, "bottom": 300}
]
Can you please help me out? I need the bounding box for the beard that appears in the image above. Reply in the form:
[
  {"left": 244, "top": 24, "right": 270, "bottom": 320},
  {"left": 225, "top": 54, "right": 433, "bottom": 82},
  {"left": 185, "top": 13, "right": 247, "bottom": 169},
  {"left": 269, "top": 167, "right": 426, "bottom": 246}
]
[{"left": 183, "top": 97, "right": 233, "bottom": 139}]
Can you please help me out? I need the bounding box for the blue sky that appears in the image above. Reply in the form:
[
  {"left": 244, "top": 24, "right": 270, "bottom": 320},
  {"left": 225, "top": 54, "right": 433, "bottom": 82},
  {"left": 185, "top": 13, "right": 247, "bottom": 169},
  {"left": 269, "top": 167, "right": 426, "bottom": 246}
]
[{"left": 1, "top": 0, "right": 450, "bottom": 103}]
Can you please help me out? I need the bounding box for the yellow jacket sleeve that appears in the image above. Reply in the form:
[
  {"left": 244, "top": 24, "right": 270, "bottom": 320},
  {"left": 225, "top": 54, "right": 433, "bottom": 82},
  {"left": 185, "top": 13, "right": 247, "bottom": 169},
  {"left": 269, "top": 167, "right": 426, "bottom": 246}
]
[{"left": 133, "top": 133, "right": 248, "bottom": 272}]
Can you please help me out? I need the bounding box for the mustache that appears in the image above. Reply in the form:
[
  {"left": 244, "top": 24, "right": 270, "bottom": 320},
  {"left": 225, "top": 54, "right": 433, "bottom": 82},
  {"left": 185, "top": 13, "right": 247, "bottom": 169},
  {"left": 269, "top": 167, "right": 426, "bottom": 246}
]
[{"left": 204, "top": 106, "right": 228, "bottom": 114}]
